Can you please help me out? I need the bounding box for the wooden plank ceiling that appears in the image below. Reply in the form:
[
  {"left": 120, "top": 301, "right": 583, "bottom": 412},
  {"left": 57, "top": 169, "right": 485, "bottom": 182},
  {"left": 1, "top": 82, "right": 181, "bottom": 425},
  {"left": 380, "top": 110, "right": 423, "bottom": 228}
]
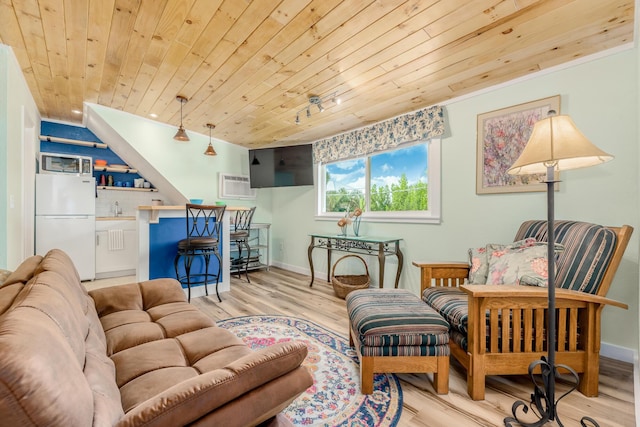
[{"left": 0, "top": 0, "right": 634, "bottom": 148}]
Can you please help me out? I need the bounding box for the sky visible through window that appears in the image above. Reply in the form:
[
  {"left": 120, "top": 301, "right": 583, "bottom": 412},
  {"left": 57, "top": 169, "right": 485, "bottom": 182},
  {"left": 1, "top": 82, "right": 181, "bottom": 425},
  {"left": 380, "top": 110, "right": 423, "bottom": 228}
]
[{"left": 326, "top": 144, "right": 428, "bottom": 192}]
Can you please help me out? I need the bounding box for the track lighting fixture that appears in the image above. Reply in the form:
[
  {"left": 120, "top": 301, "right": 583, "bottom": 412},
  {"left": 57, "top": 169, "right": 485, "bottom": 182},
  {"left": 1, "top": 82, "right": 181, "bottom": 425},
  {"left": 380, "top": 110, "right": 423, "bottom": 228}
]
[
  {"left": 173, "top": 95, "right": 190, "bottom": 142},
  {"left": 295, "top": 92, "right": 340, "bottom": 124},
  {"left": 204, "top": 123, "right": 217, "bottom": 156}
]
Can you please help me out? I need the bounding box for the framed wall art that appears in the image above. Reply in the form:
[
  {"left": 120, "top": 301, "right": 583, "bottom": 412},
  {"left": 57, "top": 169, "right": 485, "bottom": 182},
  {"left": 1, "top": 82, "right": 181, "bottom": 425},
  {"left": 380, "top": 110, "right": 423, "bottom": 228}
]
[{"left": 476, "top": 95, "right": 560, "bottom": 194}]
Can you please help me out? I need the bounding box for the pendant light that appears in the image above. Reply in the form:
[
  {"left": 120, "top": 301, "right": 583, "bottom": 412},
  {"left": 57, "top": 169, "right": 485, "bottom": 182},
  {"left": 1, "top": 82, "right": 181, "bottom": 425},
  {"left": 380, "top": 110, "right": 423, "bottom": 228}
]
[
  {"left": 173, "top": 95, "right": 190, "bottom": 142},
  {"left": 204, "top": 123, "right": 217, "bottom": 156}
]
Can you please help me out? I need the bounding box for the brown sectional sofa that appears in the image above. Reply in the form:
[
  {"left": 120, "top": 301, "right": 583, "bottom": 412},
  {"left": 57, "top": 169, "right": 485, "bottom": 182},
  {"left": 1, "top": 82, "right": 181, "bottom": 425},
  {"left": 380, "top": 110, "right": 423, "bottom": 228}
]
[{"left": 0, "top": 249, "right": 313, "bottom": 426}]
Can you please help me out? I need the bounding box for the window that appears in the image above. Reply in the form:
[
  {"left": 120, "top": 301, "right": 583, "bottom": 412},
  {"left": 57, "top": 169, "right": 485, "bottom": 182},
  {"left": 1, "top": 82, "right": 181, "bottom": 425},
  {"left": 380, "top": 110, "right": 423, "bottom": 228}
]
[{"left": 317, "top": 139, "right": 441, "bottom": 223}]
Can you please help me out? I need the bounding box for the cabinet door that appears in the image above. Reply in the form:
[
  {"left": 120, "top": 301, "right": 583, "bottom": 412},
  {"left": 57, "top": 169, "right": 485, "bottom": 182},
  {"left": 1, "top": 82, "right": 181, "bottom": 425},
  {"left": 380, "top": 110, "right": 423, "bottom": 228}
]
[{"left": 96, "top": 230, "right": 137, "bottom": 273}]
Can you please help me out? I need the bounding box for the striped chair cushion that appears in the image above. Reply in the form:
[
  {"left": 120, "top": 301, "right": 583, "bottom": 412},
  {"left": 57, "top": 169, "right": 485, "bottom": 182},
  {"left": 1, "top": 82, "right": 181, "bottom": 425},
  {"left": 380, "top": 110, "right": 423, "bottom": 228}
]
[
  {"left": 421, "top": 287, "right": 468, "bottom": 334},
  {"left": 346, "top": 289, "right": 449, "bottom": 349},
  {"left": 515, "top": 220, "right": 617, "bottom": 294},
  {"left": 360, "top": 344, "right": 450, "bottom": 357}
]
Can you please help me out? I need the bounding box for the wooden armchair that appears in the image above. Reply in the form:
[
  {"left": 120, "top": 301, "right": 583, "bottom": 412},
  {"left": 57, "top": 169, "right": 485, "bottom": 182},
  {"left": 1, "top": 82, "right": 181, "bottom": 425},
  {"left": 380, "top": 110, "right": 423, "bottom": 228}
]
[{"left": 413, "top": 220, "right": 633, "bottom": 400}]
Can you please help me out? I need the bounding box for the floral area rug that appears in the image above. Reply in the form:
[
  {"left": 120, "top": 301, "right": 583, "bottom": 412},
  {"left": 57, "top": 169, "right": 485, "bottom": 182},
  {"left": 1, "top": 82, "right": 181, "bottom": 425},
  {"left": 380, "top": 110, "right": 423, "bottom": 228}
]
[{"left": 216, "top": 315, "right": 402, "bottom": 426}]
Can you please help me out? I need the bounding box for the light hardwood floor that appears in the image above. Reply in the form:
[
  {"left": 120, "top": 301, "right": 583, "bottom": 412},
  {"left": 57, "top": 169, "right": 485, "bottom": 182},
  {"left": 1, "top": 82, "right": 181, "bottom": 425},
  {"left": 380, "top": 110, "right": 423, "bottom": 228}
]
[{"left": 86, "top": 268, "right": 636, "bottom": 427}]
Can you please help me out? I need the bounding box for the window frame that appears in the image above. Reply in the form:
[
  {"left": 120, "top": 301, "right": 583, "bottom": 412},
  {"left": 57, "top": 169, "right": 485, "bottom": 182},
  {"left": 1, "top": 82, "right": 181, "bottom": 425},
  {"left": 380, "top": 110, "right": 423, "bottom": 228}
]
[{"left": 315, "top": 138, "right": 441, "bottom": 224}]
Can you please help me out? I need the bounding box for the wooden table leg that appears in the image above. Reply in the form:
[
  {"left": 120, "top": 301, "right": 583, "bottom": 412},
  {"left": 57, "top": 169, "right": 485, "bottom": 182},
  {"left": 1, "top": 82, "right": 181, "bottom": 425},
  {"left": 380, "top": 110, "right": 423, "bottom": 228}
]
[{"left": 394, "top": 242, "right": 404, "bottom": 288}]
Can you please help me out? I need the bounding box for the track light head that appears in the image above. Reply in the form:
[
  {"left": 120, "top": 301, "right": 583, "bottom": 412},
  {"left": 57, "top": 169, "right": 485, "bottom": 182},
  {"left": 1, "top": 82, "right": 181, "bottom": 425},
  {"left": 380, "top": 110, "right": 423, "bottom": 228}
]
[{"left": 295, "top": 92, "right": 338, "bottom": 123}]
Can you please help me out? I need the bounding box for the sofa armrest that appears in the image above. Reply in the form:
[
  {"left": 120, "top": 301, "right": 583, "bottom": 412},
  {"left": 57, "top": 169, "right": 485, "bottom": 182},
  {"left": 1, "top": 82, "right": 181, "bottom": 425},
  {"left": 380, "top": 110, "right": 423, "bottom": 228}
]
[
  {"left": 115, "top": 341, "right": 310, "bottom": 427},
  {"left": 412, "top": 261, "right": 469, "bottom": 294}
]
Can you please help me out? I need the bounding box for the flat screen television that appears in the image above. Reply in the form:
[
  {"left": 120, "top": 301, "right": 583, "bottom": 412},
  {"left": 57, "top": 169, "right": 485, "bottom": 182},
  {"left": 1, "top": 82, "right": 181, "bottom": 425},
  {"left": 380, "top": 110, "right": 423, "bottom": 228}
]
[{"left": 248, "top": 144, "right": 314, "bottom": 188}]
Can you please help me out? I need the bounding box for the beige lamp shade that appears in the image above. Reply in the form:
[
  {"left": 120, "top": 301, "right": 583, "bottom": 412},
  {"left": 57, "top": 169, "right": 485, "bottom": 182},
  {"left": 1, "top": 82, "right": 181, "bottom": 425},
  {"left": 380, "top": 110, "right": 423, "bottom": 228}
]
[{"left": 508, "top": 114, "right": 613, "bottom": 175}]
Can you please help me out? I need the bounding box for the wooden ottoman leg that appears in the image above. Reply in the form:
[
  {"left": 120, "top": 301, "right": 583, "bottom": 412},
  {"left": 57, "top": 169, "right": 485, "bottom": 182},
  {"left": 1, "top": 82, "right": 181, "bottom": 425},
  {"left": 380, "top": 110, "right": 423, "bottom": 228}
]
[
  {"left": 433, "top": 355, "right": 449, "bottom": 394},
  {"left": 360, "top": 356, "right": 374, "bottom": 394}
]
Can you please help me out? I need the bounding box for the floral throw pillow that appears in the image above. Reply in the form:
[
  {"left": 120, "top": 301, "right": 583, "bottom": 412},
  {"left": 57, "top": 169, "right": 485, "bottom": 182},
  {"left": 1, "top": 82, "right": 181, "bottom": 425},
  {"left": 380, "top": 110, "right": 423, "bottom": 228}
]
[
  {"left": 486, "top": 244, "right": 548, "bottom": 286},
  {"left": 468, "top": 238, "right": 537, "bottom": 284},
  {"left": 468, "top": 246, "right": 489, "bottom": 284}
]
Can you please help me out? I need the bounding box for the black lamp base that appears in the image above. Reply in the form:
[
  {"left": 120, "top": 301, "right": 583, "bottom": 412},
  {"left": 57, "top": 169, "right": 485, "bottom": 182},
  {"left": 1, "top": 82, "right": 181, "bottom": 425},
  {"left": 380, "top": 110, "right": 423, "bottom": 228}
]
[{"left": 504, "top": 356, "right": 600, "bottom": 427}]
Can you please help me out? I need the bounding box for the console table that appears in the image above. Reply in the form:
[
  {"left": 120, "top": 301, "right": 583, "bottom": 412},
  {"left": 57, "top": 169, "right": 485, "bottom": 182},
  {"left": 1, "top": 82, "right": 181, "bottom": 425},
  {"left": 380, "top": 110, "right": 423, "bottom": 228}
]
[{"left": 307, "top": 234, "right": 404, "bottom": 288}]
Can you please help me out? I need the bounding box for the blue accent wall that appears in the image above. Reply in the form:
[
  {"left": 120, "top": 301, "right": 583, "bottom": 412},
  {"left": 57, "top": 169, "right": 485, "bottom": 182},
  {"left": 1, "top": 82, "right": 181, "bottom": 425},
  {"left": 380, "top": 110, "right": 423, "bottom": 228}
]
[
  {"left": 149, "top": 217, "right": 224, "bottom": 290},
  {"left": 40, "top": 121, "right": 143, "bottom": 187}
]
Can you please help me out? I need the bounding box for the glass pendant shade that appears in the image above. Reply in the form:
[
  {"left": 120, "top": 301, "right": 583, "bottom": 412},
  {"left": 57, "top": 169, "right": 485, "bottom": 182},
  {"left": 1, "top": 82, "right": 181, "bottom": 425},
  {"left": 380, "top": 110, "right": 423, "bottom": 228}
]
[
  {"left": 509, "top": 112, "right": 612, "bottom": 175},
  {"left": 174, "top": 95, "right": 190, "bottom": 142}
]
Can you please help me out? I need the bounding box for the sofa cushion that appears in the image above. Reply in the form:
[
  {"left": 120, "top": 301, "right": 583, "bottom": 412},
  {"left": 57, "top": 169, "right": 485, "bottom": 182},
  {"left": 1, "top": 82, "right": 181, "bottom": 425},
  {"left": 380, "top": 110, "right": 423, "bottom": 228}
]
[
  {"left": 115, "top": 340, "right": 309, "bottom": 426},
  {"left": 90, "top": 281, "right": 216, "bottom": 355},
  {"left": 515, "top": 220, "right": 617, "bottom": 294},
  {"left": 422, "top": 286, "right": 468, "bottom": 334}
]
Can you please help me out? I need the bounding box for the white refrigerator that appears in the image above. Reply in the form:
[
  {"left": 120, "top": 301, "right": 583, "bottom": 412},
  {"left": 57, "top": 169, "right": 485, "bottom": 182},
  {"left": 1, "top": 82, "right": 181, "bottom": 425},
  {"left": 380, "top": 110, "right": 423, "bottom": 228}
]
[{"left": 35, "top": 174, "right": 96, "bottom": 281}]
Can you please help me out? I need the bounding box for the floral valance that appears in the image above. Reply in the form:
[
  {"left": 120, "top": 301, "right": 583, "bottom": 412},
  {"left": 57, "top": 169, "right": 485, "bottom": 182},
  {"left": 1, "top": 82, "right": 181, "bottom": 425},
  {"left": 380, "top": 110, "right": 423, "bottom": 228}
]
[{"left": 313, "top": 105, "right": 445, "bottom": 163}]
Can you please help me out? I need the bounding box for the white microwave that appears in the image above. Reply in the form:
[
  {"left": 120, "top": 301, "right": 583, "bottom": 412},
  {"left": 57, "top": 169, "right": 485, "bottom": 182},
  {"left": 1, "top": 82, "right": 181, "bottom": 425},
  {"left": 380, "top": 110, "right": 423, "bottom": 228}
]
[{"left": 39, "top": 152, "right": 93, "bottom": 176}]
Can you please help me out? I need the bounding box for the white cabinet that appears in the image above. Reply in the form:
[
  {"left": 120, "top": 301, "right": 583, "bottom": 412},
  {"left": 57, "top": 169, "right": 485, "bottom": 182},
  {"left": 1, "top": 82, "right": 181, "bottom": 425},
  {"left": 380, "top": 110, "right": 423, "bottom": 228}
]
[{"left": 95, "top": 220, "right": 137, "bottom": 278}]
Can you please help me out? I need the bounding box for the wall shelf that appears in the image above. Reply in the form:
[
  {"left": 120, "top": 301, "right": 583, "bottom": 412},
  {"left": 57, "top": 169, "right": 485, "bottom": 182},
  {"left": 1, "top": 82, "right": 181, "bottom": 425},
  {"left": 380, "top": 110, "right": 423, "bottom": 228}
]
[
  {"left": 94, "top": 166, "right": 138, "bottom": 173},
  {"left": 40, "top": 135, "right": 108, "bottom": 149},
  {"left": 97, "top": 186, "right": 157, "bottom": 192}
]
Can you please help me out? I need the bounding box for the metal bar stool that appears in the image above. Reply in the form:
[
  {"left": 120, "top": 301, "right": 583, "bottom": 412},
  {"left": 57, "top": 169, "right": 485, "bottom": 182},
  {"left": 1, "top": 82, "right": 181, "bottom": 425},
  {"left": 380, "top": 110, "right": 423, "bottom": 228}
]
[
  {"left": 174, "top": 204, "right": 226, "bottom": 302},
  {"left": 230, "top": 207, "right": 256, "bottom": 283}
]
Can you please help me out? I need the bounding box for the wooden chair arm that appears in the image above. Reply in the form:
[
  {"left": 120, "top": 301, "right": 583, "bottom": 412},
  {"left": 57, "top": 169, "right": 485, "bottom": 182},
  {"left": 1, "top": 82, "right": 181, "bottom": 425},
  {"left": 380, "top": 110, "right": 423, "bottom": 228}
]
[
  {"left": 460, "top": 284, "right": 628, "bottom": 310},
  {"left": 412, "top": 261, "right": 469, "bottom": 269},
  {"left": 412, "top": 261, "right": 469, "bottom": 294}
]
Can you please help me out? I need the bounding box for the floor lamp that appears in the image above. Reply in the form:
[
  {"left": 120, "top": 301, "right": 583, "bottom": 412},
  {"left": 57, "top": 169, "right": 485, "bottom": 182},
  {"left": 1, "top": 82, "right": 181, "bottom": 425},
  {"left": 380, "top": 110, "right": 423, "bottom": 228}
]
[{"left": 504, "top": 110, "right": 613, "bottom": 427}]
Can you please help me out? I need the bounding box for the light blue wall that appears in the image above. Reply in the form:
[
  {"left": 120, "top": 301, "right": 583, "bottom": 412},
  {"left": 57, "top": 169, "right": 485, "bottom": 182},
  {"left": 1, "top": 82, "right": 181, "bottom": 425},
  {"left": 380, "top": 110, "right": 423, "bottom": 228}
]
[
  {"left": 271, "top": 48, "right": 640, "bottom": 352},
  {"left": 0, "top": 45, "right": 40, "bottom": 269},
  {"left": 0, "top": 48, "right": 8, "bottom": 268}
]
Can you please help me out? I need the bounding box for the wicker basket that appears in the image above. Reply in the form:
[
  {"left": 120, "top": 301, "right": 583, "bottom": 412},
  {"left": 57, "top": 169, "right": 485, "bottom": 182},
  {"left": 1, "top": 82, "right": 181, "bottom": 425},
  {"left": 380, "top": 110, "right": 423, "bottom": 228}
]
[{"left": 331, "top": 254, "right": 371, "bottom": 299}]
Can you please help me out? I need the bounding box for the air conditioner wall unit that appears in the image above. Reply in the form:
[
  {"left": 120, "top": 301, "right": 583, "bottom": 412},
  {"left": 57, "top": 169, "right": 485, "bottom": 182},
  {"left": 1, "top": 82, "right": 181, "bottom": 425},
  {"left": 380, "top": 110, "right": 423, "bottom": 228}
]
[{"left": 219, "top": 173, "right": 256, "bottom": 199}]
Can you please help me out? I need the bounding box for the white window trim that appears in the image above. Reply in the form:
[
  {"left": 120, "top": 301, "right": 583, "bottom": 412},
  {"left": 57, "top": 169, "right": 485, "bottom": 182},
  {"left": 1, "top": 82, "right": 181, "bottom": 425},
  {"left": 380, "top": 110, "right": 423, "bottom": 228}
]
[{"left": 314, "top": 138, "right": 441, "bottom": 224}]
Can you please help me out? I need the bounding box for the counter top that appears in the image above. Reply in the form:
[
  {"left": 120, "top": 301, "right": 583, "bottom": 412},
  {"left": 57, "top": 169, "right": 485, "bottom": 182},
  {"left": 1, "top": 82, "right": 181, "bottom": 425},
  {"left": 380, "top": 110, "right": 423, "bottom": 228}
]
[
  {"left": 138, "top": 205, "right": 248, "bottom": 224},
  {"left": 138, "top": 205, "right": 248, "bottom": 211},
  {"left": 97, "top": 216, "right": 136, "bottom": 221}
]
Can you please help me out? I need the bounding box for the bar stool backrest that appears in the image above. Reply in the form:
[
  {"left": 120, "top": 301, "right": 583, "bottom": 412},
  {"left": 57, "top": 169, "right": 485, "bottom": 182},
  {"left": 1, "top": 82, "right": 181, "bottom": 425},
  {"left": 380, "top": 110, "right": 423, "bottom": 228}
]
[
  {"left": 232, "top": 207, "right": 256, "bottom": 233},
  {"left": 186, "top": 204, "right": 226, "bottom": 241}
]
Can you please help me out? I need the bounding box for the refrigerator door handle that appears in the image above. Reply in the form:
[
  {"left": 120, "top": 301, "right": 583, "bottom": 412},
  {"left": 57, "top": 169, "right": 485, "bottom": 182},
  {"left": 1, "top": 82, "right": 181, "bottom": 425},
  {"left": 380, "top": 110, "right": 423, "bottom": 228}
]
[{"left": 41, "top": 215, "right": 91, "bottom": 220}]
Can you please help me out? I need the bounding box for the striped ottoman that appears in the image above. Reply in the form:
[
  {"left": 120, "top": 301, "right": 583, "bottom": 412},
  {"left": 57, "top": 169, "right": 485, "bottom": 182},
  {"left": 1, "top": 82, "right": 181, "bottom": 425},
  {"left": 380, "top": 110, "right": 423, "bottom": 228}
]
[{"left": 346, "top": 288, "right": 450, "bottom": 394}]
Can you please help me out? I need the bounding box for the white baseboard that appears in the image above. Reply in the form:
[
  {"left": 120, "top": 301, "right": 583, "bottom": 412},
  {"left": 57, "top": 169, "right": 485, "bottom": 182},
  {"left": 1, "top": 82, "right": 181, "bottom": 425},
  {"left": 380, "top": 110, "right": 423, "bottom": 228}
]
[
  {"left": 600, "top": 342, "right": 636, "bottom": 364},
  {"left": 271, "top": 261, "right": 318, "bottom": 278}
]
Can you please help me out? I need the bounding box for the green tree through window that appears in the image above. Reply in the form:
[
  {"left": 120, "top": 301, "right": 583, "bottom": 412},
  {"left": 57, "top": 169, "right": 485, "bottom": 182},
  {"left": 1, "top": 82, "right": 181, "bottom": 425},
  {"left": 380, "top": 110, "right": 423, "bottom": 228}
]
[{"left": 324, "top": 143, "right": 428, "bottom": 213}]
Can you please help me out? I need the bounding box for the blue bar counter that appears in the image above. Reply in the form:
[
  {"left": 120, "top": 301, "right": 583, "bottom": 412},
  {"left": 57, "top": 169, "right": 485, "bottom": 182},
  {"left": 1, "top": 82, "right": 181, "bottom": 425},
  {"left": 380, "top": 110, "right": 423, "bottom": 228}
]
[{"left": 137, "top": 205, "right": 243, "bottom": 299}]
